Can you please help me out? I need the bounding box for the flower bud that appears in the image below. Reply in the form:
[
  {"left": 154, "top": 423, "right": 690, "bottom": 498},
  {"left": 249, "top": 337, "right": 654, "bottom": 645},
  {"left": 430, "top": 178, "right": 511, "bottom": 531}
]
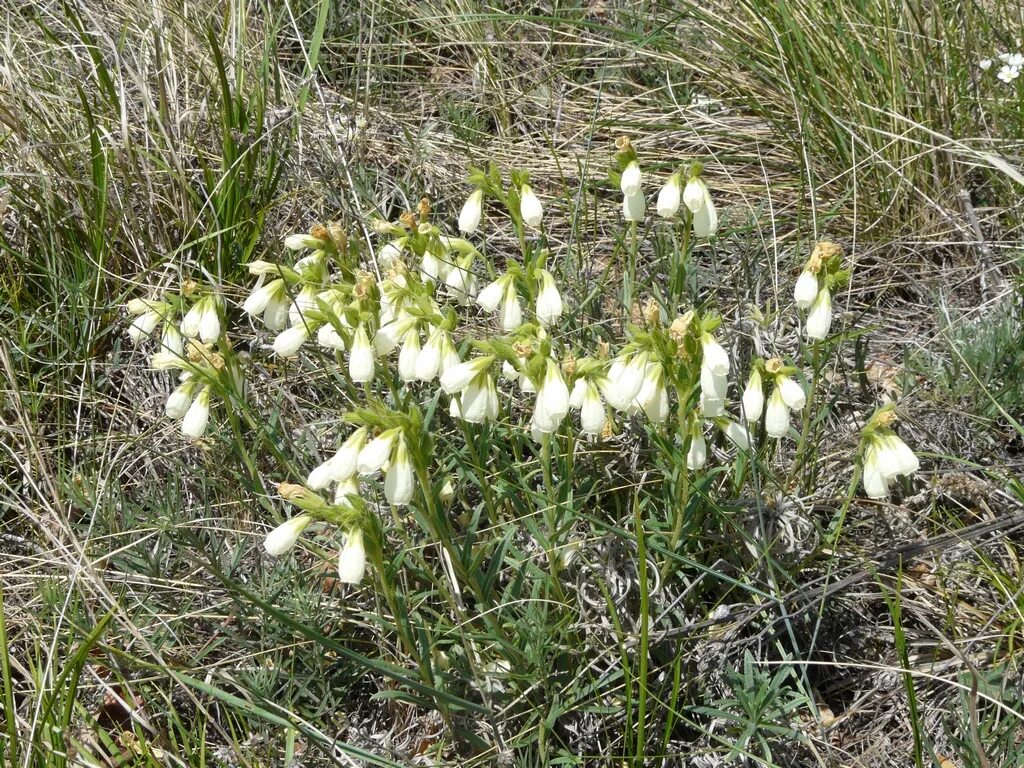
[
  {"left": 439, "top": 477, "right": 456, "bottom": 506},
  {"left": 285, "top": 233, "right": 324, "bottom": 251},
  {"left": 264, "top": 515, "right": 312, "bottom": 556},
  {"left": 520, "top": 184, "right": 543, "bottom": 230},
  {"left": 686, "top": 430, "right": 707, "bottom": 470},
  {"left": 459, "top": 189, "right": 484, "bottom": 234}
]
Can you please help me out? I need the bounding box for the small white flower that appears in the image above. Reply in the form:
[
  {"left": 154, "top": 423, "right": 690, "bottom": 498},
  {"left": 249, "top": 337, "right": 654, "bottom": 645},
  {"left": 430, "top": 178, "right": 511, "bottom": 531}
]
[
  {"left": 317, "top": 323, "right": 346, "bottom": 351},
  {"left": 600, "top": 353, "right": 648, "bottom": 411},
  {"left": 635, "top": 364, "right": 669, "bottom": 423},
  {"left": 620, "top": 161, "right": 642, "bottom": 196},
  {"left": 127, "top": 310, "right": 161, "bottom": 342},
  {"left": 683, "top": 178, "right": 708, "bottom": 213},
  {"left": 476, "top": 278, "right": 505, "bottom": 313},
  {"left": 398, "top": 328, "right": 421, "bottom": 382},
  {"left": 330, "top": 428, "right": 368, "bottom": 482},
  {"left": 878, "top": 434, "right": 920, "bottom": 478},
  {"left": 160, "top": 323, "right": 184, "bottom": 357},
  {"left": 692, "top": 195, "right": 718, "bottom": 238},
  {"left": 742, "top": 370, "right": 764, "bottom": 422},
  {"left": 284, "top": 233, "right": 323, "bottom": 251},
  {"left": 701, "top": 363, "right": 729, "bottom": 401},
  {"left": 806, "top": 287, "right": 833, "bottom": 340},
  {"left": 243, "top": 278, "right": 283, "bottom": 316},
  {"left": 288, "top": 286, "right": 318, "bottom": 328},
  {"left": 764, "top": 387, "right": 790, "bottom": 439},
  {"left": 337, "top": 529, "right": 367, "bottom": 584},
  {"left": 535, "top": 269, "right": 563, "bottom": 326},
  {"left": 165, "top": 382, "right": 194, "bottom": 420},
  {"left": 794, "top": 269, "right": 819, "bottom": 309},
  {"left": 687, "top": 430, "right": 707, "bottom": 470},
  {"left": 700, "top": 393, "right": 725, "bottom": 417},
  {"left": 445, "top": 261, "right": 477, "bottom": 305},
  {"left": 263, "top": 292, "right": 290, "bottom": 331},
  {"left": 334, "top": 476, "right": 360, "bottom": 505},
  {"left": 459, "top": 189, "right": 484, "bottom": 234},
  {"left": 500, "top": 281, "right": 523, "bottom": 331},
  {"left": 533, "top": 360, "right": 570, "bottom": 433},
  {"left": 180, "top": 301, "right": 204, "bottom": 338},
  {"left": 421, "top": 251, "right": 443, "bottom": 283},
  {"left": 656, "top": 174, "right": 682, "bottom": 218},
  {"left": 181, "top": 388, "right": 211, "bottom": 438},
  {"left": 273, "top": 326, "right": 309, "bottom": 357},
  {"left": 378, "top": 241, "right": 403, "bottom": 267},
  {"left": 198, "top": 300, "right": 221, "bottom": 344},
  {"left": 622, "top": 190, "right": 645, "bottom": 222},
  {"left": 440, "top": 356, "right": 493, "bottom": 395},
  {"left": 721, "top": 420, "right": 750, "bottom": 451},
  {"left": 384, "top": 438, "right": 415, "bottom": 506},
  {"left": 357, "top": 428, "right": 401, "bottom": 476},
  {"left": 373, "top": 320, "right": 402, "bottom": 356},
  {"left": 349, "top": 326, "right": 375, "bottom": 383},
  {"left": 701, "top": 335, "right": 730, "bottom": 376},
  {"left": 862, "top": 443, "right": 890, "bottom": 499},
  {"left": 456, "top": 374, "right": 500, "bottom": 424},
  {"left": 520, "top": 184, "right": 544, "bottom": 230},
  {"left": 997, "top": 64, "right": 1020, "bottom": 83},
  {"left": 684, "top": 178, "right": 718, "bottom": 237},
  {"left": 577, "top": 381, "right": 607, "bottom": 436},
  {"left": 264, "top": 515, "right": 312, "bottom": 556},
  {"left": 999, "top": 52, "right": 1024, "bottom": 68},
  {"left": 777, "top": 375, "right": 806, "bottom": 411},
  {"left": 979, "top": 58, "right": 993, "bottom": 71}
]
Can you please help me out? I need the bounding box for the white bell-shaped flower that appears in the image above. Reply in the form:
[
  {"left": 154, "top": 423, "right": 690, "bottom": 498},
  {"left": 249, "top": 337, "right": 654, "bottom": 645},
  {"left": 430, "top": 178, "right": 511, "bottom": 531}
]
[
  {"left": 264, "top": 515, "right": 312, "bottom": 556},
  {"left": 862, "top": 443, "right": 890, "bottom": 499},
  {"left": 459, "top": 189, "right": 484, "bottom": 234},
  {"left": 683, "top": 178, "right": 718, "bottom": 238},
  {"left": 500, "top": 281, "right": 523, "bottom": 331},
  {"left": 198, "top": 300, "right": 221, "bottom": 344},
  {"left": 160, "top": 323, "right": 184, "bottom": 357},
  {"left": 535, "top": 269, "right": 563, "bottom": 326},
  {"left": 440, "top": 356, "right": 493, "bottom": 395},
  {"left": 600, "top": 352, "right": 648, "bottom": 411},
  {"left": 181, "top": 387, "right": 211, "bottom": 438},
  {"left": 357, "top": 428, "right": 401, "bottom": 476},
  {"left": 577, "top": 381, "right": 607, "bottom": 436},
  {"left": 687, "top": 430, "right": 707, "bottom": 470},
  {"left": 532, "top": 360, "right": 570, "bottom": 434},
  {"left": 476, "top": 278, "right": 505, "bottom": 313},
  {"left": 635, "top": 363, "right": 669, "bottom": 423},
  {"left": 742, "top": 369, "right": 764, "bottom": 422},
  {"left": 520, "top": 184, "right": 544, "bottom": 230},
  {"left": 329, "top": 428, "right": 369, "bottom": 483},
  {"left": 454, "top": 373, "right": 499, "bottom": 424},
  {"left": 337, "top": 529, "right": 367, "bottom": 584},
  {"left": 288, "top": 286, "right": 318, "bottom": 328},
  {"left": 243, "top": 278, "right": 281, "bottom": 317},
  {"left": 180, "top": 300, "right": 204, "bottom": 338},
  {"left": 764, "top": 387, "right": 790, "bottom": 439},
  {"left": 622, "top": 190, "right": 645, "bottom": 222},
  {"left": 273, "top": 325, "right": 309, "bottom": 357},
  {"left": 700, "top": 392, "right": 725, "bottom": 417},
  {"left": 794, "top": 269, "right": 819, "bottom": 309},
  {"left": 397, "top": 328, "right": 421, "bottom": 382},
  {"left": 334, "top": 476, "right": 360, "bottom": 505},
  {"left": 656, "top": 174, "right": 682, "bottom": 218},
  {"left": 620, "top": 161, "right": 642, "bottom": 196},
  {"left": 348, "top": 325, "right": 375, "bottom": 383},
  {"left": 384, "top": 438, "right": 416, "bottom": 506},
  {"left": 127, "top": 310, "right": 161, "bottom": 342},
  {"left": 777, "top": 375, "right": 806, "bottom": 411},
  {"left": 701, "top": 335, "right": 730, "bottom": 376},
  {"left": 317, "top": 323, "right": 346, "bottom": 351},
  {"left": 721, "top": 419, "right": 750, "bottom": 451},
  {"left": 284, "top": 233, "right": 323, "bottom": 251},
  {"left": 165, "top": 382, "right": 195, "bottom": 420},
  {"left": 806, "top": 288, "right": 833, "bottom": 340},
  {"left": 264, "top": 291, "right": 290, "bottom": 331},
  {"left": 701, "top": 363, "right": 729, "bottom": 401},
  {"left": 373, "top": 320, "right": 402, "bottom": 356}
]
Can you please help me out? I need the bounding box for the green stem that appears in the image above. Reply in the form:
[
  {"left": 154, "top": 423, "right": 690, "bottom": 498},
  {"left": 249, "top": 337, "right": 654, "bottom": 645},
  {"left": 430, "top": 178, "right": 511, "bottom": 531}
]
[
  {"left": 634, "top": 492, "right": 649, "bottom": 765},
  {"left": 624, "top": 220, "right": 638, "bottom": 312},
  {"left": 787, "top": 340, "right": 822, "bottom": 491}
]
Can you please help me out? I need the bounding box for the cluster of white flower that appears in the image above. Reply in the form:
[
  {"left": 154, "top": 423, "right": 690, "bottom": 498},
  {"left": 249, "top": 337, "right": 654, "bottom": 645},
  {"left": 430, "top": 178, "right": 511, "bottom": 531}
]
[
  {"left": 123, "top": 145, "right": 919, "bottom": 589},
  {"left": 980, "top": 51, "right": 1024, "bottom": 83}
]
